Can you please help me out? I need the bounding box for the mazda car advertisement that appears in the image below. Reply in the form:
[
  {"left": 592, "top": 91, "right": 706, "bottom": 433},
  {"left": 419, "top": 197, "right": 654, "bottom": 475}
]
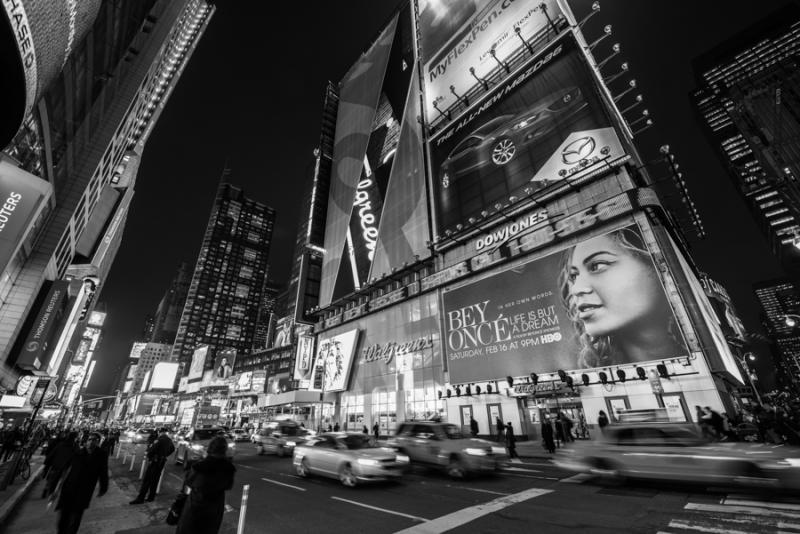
[{"left": 429, "top": 35, "right": 624, "bottom": 235}]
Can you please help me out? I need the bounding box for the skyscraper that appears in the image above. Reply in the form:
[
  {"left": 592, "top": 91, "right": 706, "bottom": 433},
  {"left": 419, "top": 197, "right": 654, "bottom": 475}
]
[
  {"left": 172, "top": 180, "right": 275, "bottom": 373},
  {"left": 252, "top": 279, "right": 282, "bottom": 352},
  {"left": 754, "top": 279, "right": 800, "bottom": 388},
  {"left": 0, "top": 0, "right": 214, "bottom": 392},
  {"left": 692, "top": 5, "right": 800, "bottom": 278},
  {"left": 151, "top": 261, "right": 191, "bottom": 344}
]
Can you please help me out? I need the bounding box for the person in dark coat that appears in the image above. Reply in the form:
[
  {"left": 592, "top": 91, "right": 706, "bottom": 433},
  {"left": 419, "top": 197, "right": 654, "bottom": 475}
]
[
  {"left": 176, "top": 436, "right": 236, "bottom": 534},
  {"left": 541, "top": 420, "right": 556, "bottom": 454},
  {"left": 372, "top": 422, "right": 380, "bottom": 440},
  {"left": 469, "top": 417, "right": 479, "bottom": 437},
  {"left": 505, "top": 422, "right": 518, "bottom": 459},
  {"left": 597, "top": 411, "right": 610, "bottom": 434},
  {"left": 43, "top": 432, "right": 77, "bottom": 498},
  {"left": 55, "top": 432, "right": 108, "bottom": 534},
  {"left": 495, "top": 417, "right": 504, "bottom": 442},
  {"left": 131, "top": 428, "right": 175, "bottom": 503}
]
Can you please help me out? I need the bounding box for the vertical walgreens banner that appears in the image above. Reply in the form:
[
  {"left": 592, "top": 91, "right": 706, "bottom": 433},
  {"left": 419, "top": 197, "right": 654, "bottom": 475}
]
[
  {"left": 417, "top": 0, "right": 561, "bottom": 123},
  {"left": 442, "top": 224, "right": 688, "bottom": 383}
]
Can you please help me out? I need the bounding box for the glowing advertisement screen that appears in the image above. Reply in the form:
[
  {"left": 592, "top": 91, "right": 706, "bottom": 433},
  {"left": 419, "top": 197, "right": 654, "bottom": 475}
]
[
  {"left": 188, "top": 346, "right": 208, "bottom": 381},
  {"left": 442, "top": 224, "right": 689, "bottom": 383},
  {"left": 150, "top": 362, "right": 179, "bottom": 390},
  {"left": 418, "top": 0, "right": 561, "bottom": 123},
  {"left": 312, "top": 330, "right": 360, "bottom": 392},
  {"left": 429, "top": 35, "right": 623, "bottom": 234}
]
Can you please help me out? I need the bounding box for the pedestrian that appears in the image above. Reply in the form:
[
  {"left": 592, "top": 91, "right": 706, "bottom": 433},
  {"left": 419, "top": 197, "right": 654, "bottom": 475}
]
[
  {"left": 705, "top": 407, "right": 725, "bottom": 440},
  {"left": 505, "top": 422, "right": 518, "bottom": 459},
  {"left": 541, "top": 420, "right": 556, "bottom": 454},
  {"left": 54, "top": 432, "right": 108, "bottom": 534},
  {"left": 597, "top": 410, "right": 610, "bottom": 434},
  {"left": 2, "top": 426, "right": 22, "bottom": 462},
  {"left": 333, "top": 421, "right": 340, "bottom": 432},
  {"left": 495, "top": 417, "right": 504, "bottom": 442},
  {"left": 469, "top": 416, "right": 479, "bottom": 437},
  {"left": 696, "top": 405, "right": 714, "bottom": 440},
  {"left": 176, "top": 436, "right": 236, "bottom": 534},
  {"left": 44, "top": 432, "right": 77, "bottom": 498},
  {"left": 362, "top": 425, "right": 368, "bottom": 434},
  {"left": 147, "top": 429, "right": 158, "bottom": 447},
  {"left": 131, "top": 428, "right": 175, "bottom": 504},
  {"left": 326, "top": 423, "right": 332, "bottom": 432},
  {"left": 373, "top": 422, "right": 380, "bottom": 441}
]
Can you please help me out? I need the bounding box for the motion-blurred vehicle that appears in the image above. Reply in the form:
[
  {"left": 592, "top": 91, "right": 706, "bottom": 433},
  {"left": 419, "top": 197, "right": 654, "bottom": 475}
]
[
  {"left": 390, "top": 421, "right": 504, "bottom": 479},
  {"left": 439, "top": 86, "right": 586, "bottom": 189},
  {"left": 174, "top": 427, "right": 235, "bottom": 465},
  {"left": 293, "top": 432, "right": 408, "bottom": 487},
  {"left": 231, "top": 428, "right": 250, "bottom": 443},
  {"left": 556, "top": 422, "right": 800, "bottom": 490},
  {"left": 132, "top": 428, "right": 155, "bottom": 444},
  {"left": 254, "top": 420, "right": 313, "bottom": 457}
]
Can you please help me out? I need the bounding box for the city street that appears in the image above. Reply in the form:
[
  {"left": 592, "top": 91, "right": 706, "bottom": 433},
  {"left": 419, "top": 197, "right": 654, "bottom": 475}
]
[{"left": 105, "top": 442, "right": 800, "bottom": 533}]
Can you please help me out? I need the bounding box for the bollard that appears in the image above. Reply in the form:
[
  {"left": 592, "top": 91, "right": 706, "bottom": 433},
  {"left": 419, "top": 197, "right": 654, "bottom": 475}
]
[
  {"left": 156, "top": 463, "right": 166, "bottom": 495},
  {"left": 123, "top": 451, "right": 128, "bottom": 464},
  {"left": 130, "top": 453, "right": 136, "bottom": 472},
  {"left": 139, "top": 458, "right": 147, "bottom": 480},
  {"left": 116, "top": 445, "right": 121, "bottom": 459},
  {"left": 237, "top": 484, "right": 249, "bottom": 534}
]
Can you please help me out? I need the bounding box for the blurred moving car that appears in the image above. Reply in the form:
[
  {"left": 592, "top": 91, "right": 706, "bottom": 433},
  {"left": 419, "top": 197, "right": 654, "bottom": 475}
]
[
  {"left": 438, "top": 86, "right": 586, "bottom": 189},
  {"left": 390, "top": 421, "right": 504, "bottom": 479},
  {"left": 132, "top": 428, "right": 155, "bottom": 444},
  {"left": 175, "top": 427, "right": 236, "bottom": 465},
  {"left": 293, "top": 432, "right": 408, "bottom": 487},
  {"left": 231, "top": 428, "right": 250, "bottom": 443},
  {"left": 556, "top": 422, "right": 800, "bottom": 490},
  {"left": 254, "top": 420, "right": 313, "bottom": 457}
]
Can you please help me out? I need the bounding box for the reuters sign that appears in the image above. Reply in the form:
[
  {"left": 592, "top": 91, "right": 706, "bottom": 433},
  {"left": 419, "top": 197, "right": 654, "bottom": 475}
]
[{"left": 1, "top": 0, "right": 101, "bottom": 146}]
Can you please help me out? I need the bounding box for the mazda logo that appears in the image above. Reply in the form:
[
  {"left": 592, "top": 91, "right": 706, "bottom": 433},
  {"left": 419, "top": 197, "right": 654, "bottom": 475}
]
[{"left": 561, "top": 136, "right": 596, "bottom": 165}]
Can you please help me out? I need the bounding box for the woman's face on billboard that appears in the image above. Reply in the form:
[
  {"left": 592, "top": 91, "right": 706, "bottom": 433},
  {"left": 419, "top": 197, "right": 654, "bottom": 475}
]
[{"left": 566, "top": 234, "right": 665, "bottom": 338}]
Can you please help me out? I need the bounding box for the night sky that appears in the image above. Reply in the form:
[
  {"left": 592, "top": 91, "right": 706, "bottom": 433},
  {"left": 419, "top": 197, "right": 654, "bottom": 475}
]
[{"left": 86, "top": 1, "right": 792, "bottom": 396}]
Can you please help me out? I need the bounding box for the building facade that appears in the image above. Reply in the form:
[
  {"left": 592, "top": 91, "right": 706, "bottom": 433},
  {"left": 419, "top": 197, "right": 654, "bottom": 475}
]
[
  {"left": 151, "top": 261, "right": 191, "bottom": 344},
  {"left": 754, "top": 279, "right": 800, "bottom": 388},
  {"left": 692, "top": 5, "right": 800, "bottom": 279},
  {"left": 171, "top": 180, "right": 276, "bottom": 373}
]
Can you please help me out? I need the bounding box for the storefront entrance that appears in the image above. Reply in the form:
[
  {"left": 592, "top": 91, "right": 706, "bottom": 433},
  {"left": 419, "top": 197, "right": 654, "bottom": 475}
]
[{"left": 532, "top": 394, "right": 588, "bottom": 442}]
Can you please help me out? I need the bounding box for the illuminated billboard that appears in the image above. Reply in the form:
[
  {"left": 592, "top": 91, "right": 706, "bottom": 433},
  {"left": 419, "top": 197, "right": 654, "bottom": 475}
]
[
  {"left": 188, "top": 346, "right": 208, "bottom": 381},
  {"left": 429, "top": 35, "right": 623, "bottom": 234},
  {"left": 149, "top": 362, "right": 179, "bottom": 391},
  {"left": 313, "top": 330, "right": 360, "bottom": 392},
  {"left": 17, "top": 280, "right": 69, "bottom": 371},
  {"left": 699, "top": 274, "right": 748, "bottom": 344},
  {"left": 234, "top": 372, "right": 253, "bottom": 392},
  {"left": 213, "top": 348, "right": 236, "bottom": 380},
  {"left": 88, "top": 311, "right": 106, "bottom": 327},
  {"left": 418, "top": 0, "right": 561, "bottom": 123},
  {"left": 294, "top": 334, "right": 315, "bottom": 382},
  {"left": 442, "top": 224, "right": 689, "bottom": 383},
  {"left": 72, "top": 338, "right": 92, "bottom": 366},
  {"left": 129, "top": 342, "right": 147, "bottom": 362}
]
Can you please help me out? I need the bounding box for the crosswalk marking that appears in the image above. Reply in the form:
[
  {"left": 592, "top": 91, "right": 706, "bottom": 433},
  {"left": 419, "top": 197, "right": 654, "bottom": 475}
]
[
  {"left": 723, "top": 499, "right": 800, "bottom": 512},
  {"left": 668, "top": 519, "right": 750, "bottom": 533},
  {"left": 559, "top": 473, "right": 592, "bottom": 483},
  {"left": 685, "top": 503, "right": 800, "bottom": 520}
]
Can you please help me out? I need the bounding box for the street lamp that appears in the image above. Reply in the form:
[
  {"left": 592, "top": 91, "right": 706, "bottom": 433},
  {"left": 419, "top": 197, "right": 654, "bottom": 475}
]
[
  {"left": 736, "top": 352, "right": 762, "bottom": 405},
  {"left": 784, "top": 313, "right": 800, "bottom": 328}
]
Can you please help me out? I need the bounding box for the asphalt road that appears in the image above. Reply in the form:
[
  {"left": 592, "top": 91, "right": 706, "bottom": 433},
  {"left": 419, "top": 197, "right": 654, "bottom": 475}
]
[{"left": 118, "top": 440, "right": 800, "bottom": 534}]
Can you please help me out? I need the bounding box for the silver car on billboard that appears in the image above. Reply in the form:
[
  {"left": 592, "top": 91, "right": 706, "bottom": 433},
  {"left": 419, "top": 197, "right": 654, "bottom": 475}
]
[
  {"left": 293, "top": 432, "right": 409, "bottom": 487},
  {"left": 556, "top": 422, "right": 800, "bottom": 491}
]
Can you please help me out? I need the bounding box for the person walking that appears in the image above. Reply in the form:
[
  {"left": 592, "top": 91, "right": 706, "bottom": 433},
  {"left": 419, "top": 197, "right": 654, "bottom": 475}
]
[
  {"left": 541, "top": 420, "right": 556, "bottom": 454},
  {"left": 597, "top": 411, "right": 610, "bottom": 435},
  {"left": 372, "top": 422, "right": 380, "bottom": 441},
  {"left": 469, "top": 416, "right": 479, "bottom": 437},
  {"left": 43, "top": 432, "right": 77, "bottom": 498},
  {"left": 705, "top": 407, "right": 725, "bottom": 441},
  {"left": 362, "top": 425, "right": 368, "bottom": 434},
  {"left": 54, "top": 432, "right": 108, "bottom": 534},
  {"left": 2, "top": 426, "right": 21, "bottom": 462},
  {"left": 333, "top": 422, "right": 340, "bottom": 432},
  {"left": 505, "top": 422, "right": 518, "bottom": 459},
  {"left": 176, "top": 436, "right": 236, "bottom": 534},
  {"left": 696, "top": 406, "right": 714, "bottom": 440},
  {"left": 131, "top": 428, "right": 175, "bottom": 504},
  {"left": 495, "top": 417, "right": 504, "bottom": 442}
]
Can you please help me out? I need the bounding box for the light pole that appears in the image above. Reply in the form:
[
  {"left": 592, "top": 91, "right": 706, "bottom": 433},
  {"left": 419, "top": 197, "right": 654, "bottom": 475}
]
[{"left": 736, "top": 352, "right": 762, "bottom": 406}]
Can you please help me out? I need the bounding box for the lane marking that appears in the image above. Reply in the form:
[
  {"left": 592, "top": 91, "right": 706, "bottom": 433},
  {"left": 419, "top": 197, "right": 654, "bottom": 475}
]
[
  {"left": 559, "top": 473, "right": 592, "bottom": 484},
  {"left": 509, "top": 459, "right": 523, "bottom": 464},
  {"left": 261, "top": 477, "right": 306, "bottom": 492},
  {"left": 502, "top": 473, "right": 559, "bottom": 480},
  {"left": 777, "top": 521, "right": 800, "bottom": 530},
  {"left": 502, "top": 466, "right": 541, "bottom": 473},
  {"left": 668, "top": 519, "right": 749, "bottom": 533},
  {"left": 393, "top": 487, "right": 552, "bottom": 534},
  {"left": 685, "top": 503, "right": 800, "bottom": 520},
  {"left": 168, "top": 473, "right": 184, "bottom": 483},
  {"left": 331, "top": 496, "right": 428, "bottom": 522},
  {"left": 723, "top": 499, "right": 800, "bottom": 512},
  {"left": 444, "top": 485, "right": 508, "bottom": 496}
]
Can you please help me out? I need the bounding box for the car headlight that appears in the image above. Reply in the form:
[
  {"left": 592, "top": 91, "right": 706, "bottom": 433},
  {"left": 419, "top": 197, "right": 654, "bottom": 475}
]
[
  {"left": 191, "top": 444, "right": 204, "bottom": 451},
  {"left": 229, "top": 442, "right": 236, "bottom": 448},
  {"left": 491, "top": 446, "right": 506, "bottom": 455},
  {"left": 395, "top": 454, "right": 409, "bottom": 463},
  {"left": 465, "top": 448, "right": 488, "bottom": 456},
  {"left": 357, "top": 458, "right": 380, "bottom": 466},
  {"left": 285, "top": 441, "right": 296, "bottom": 447},
  {"left": 777, "top": 458, "right": 800, "bottom": 467}
]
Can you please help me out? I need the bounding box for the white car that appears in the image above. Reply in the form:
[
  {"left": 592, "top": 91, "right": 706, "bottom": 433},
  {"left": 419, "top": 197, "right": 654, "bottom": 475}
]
[{"left": 175, "top": 427, "right": 235, "bottom": 465}]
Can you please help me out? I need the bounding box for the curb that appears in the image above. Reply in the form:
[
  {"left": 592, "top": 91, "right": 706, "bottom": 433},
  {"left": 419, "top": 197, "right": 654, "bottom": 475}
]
[{"left": 0, "top": 464, "right": 45, "bottom": 525}]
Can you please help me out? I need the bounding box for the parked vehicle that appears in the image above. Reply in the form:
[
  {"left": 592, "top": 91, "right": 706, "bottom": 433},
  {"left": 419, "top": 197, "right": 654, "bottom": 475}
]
[
  {"left": 389, "top": 421, "right": 504, "bottom": 479},
  {"left": 555, "top": 422, "right": 800, "bottom": 490},
  {"left": 231, "top": 428, "right": 250, "bottom": 443},
  {"left": 174, "top": 427, "right": 235, "bottom": 465},
  {"left": 254, "top": 420, "right": 313, "bottom": 457},
  {"left": 293, "top": 432, "right": 408, "bottom": 487}
]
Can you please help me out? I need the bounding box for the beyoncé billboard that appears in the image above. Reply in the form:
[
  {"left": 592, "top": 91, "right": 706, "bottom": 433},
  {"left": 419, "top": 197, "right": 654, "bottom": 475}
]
[
  {"left": 429, "top": 34, "right": 623, "bottom": 234},
  {"left": 442, "top": 223, "right": 689, "bottom": 383}
]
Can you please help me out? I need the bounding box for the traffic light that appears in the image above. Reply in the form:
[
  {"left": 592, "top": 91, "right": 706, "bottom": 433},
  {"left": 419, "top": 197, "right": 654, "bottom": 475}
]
[
  {"left": 530, "top": 373, "right": 538, "bottom": 385},
  {"left": 636, "top": 367, "right": 646, "bottom": 380},
  {"left": 581, "top": 373, "right": 590, "bottom": 387},
  {"left": 616, "top": 369, "right": 626, "bottom": 383},
  {"left": 656, "top": 363, "right": 669, "bottom": 379}
]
